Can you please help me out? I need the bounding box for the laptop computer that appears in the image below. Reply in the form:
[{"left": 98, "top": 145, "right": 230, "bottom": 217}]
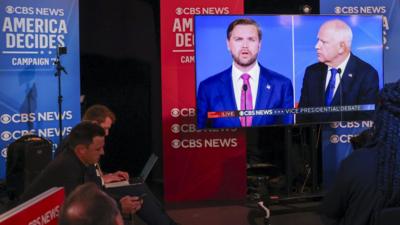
[
  {"left": 104, "top": 153, "right": 158, "bottom": 188},
  {"left": 131, "top": 153, "right": 158, "bottom": 184}
]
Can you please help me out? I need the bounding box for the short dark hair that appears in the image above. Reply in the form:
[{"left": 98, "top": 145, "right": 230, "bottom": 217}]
[
  {"left": 226, "top": 18, "right": 262, "bottom": 40},
  {"left": 59, "top": 183, "right": 120, "bottom": 225},
  {"left": 68, "top": 122, "right": 105, "bottom": 149},
  {"left": 82, "top": 104, "right": 116, "bottom": 124}
]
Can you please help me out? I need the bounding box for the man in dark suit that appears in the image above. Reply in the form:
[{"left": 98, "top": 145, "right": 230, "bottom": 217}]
[
  {"left": 21, "top": 122, "right": 177, "bottom": 225},
  {"left": 297, "top": 19, "right": 379, "bottom": 123},
  {"left": 197, "top": 18, "right": 294, "bottom": 129}
]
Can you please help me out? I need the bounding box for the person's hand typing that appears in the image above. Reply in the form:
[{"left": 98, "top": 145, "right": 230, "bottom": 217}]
[
  {"left": 103, "top": 171, "right": 129, "bottom": 184},
  {"left": 113, "top": 171, "right": 129, "bottom": 180}
]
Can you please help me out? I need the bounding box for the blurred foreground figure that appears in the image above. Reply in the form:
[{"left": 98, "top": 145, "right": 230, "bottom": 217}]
[
  {"left": 320, "top": 80, "right": 400, "bottom": 225},
  {"left": 59, "top": 183, "right": 123, "bottom": 225}
]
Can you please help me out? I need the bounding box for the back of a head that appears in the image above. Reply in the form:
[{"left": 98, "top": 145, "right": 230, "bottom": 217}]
[
  {"left": 82, "top": 104, "right": 116, "bottom": 124},
  {"left": 59, "top": 183, "right": 121, "bottom": 225},
  {"left": 373, "top": 80, "right": 400, "bottom": 210}
]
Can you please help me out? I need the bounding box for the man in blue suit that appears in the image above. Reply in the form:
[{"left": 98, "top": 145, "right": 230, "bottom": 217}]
[
  {"left": 197, "top": 18, "right": 294, "bottom": 129},
  {"left": 297, "top": 19, "right": 379, "bottom": 123}
]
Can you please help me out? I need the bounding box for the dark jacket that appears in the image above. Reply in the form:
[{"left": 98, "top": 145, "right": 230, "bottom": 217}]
[
  {"left": 21, "top": 147, "right": 90, "bottom": 202},
  {"left": 298, "top": 53, "right": 379, "bottom": 123},
  {"left": 320, "top": 146, "right": 379, "bottom": 225}
]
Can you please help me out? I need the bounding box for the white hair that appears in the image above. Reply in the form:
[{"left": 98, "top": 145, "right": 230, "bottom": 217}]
[{"left": 323, "top": 19, "right": 353, "bottom": 49}]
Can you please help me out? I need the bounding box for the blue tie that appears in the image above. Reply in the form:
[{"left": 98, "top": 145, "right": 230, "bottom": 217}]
[{"left": 325, "top": 68, "right": 338, "bottom": 106}]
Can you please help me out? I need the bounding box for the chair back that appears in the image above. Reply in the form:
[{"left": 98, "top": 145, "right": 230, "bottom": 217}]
[{"left": 6, "top": 135, "right": 52, "bottom": 201}]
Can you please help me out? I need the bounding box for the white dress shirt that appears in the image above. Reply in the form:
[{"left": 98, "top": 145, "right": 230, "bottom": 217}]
[
  {"left": 231, "top": 62, "right": 260, "bottom": 110},
  {"left": 324, "top": 54, "right": 351, "bottom": 96}
]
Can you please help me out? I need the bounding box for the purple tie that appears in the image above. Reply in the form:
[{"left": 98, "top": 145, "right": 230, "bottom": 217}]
[{"left": 240, "top": 74, "right": 253, "bottom": 127}]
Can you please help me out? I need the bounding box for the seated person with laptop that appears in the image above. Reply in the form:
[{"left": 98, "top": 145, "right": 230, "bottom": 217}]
[
  {"left": 82, "top": 104, "right": 175, "bottom": 225},
  {"left": 22, "top": 122, "right": 177, "bottom": 225},
  {"left": 23, "top": 105, "right": 178, "bottom": 225},
  {"left": 82, "top": 104, "right": 177, "bottom": 225}
]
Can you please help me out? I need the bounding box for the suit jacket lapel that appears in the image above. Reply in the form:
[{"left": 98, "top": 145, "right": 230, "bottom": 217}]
[
  {"left": 318, "top": 64, "right": 328, "bottom": 105},
  {"left": 218, "top": 67, "right": 241, "bottom": 127},
  {"left": 253, "top": 67, "right": 272, "bottom": 125},
  {"left": 332, "top": 54, "right": 355, "bottom": 105}
]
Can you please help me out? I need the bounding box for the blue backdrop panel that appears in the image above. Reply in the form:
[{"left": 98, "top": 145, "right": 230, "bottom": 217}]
[
  {"left": 320, "top": 0, "right": 399, "bottom": 189},
  {"left": 0, "top": 0, "right": 80, "bottom": 179},
  {"left": 321, "top": 121, "right": 373, "bottom": 189}
]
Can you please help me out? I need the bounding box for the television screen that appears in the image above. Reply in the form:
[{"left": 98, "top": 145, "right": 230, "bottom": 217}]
[{"left": 195, "top": 15, "right": 383, "bottom": 129}]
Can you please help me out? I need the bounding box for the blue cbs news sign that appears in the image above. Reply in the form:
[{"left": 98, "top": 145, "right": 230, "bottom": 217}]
[{"left": 0, "top": 0, "right": 81, "bottom": 179}]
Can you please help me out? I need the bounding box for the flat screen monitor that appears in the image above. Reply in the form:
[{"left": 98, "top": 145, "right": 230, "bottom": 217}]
[{"left": 195, "top": 15, "right": 383, "bottom": 129}]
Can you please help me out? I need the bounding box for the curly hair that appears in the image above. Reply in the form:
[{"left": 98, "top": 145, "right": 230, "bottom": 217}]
[{"left": 373, "top": 80, "right": 400, "bottom": 221}]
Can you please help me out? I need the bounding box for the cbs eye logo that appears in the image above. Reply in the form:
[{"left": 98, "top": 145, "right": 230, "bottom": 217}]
[
  {"left": 171, "top": 124, "right": 180, "bottom": 133},
  {"left": 330, "top": 122, "right": 340, "bottom": 129},
  {"left": 171, "top": 108, "right": 180, "bottom": 118},
  {"left": 175, "top": 7, "right": 183, "bottom": 15},
  {"left": 330, "top": 135, "right": 339, "bottom": 144},
  {"left": 1, "top": 131, "right": 12, "bottom": 141},
  {"left": 1, "top": 114, "right": 12, "bottom": 124},
  {"left": 171, "top": 139, "right": 180, "bottom": 149},
  {"left": 1, "top": 148, "right": 7, "bottom": 158},
  {"left": 5, "top": 6, "right": 14, "bottom": 14}
]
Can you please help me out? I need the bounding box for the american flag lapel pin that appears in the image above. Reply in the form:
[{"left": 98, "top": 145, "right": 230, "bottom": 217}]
[{"left": 266, "top": 84, "right": 271, "bottom": 90}]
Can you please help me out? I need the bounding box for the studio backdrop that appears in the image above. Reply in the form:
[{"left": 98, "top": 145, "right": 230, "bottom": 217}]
[
  {"left": 160, "top": 0, "right": 247, "bottom": 201},
  {"left": 0, "top": 0, "right": 81, "bottom": 179}
]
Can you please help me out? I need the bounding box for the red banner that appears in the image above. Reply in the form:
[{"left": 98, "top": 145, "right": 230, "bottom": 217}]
[
  {"left": 0, "top": 187, "right": 64, "bottom": 225},
  {"left": 160, "top": 0, "right": 245, "bottom": 201}
]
